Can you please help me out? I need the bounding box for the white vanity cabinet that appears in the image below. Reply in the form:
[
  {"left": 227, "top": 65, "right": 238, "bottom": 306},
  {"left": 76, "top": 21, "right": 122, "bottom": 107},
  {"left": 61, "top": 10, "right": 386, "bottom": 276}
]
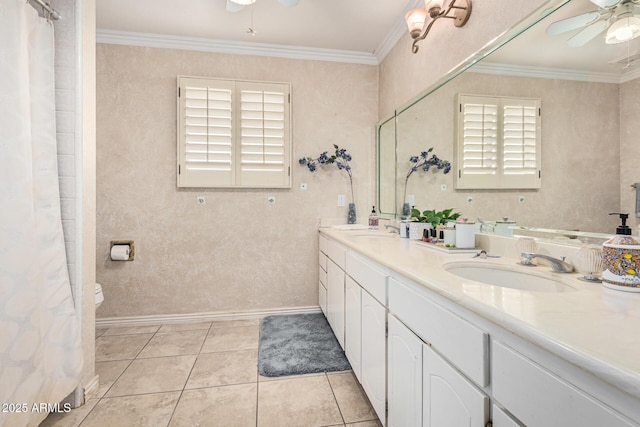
[
  {"left": 387, "top": 314, "right": 422, "bottom": 427},
  {"left": 388, "top": 276, "right": 490, "bottom": 427},
  {"left": 318, "top": 231, "right": 640, "bottom": 427},
  {"left": 492, "top": 341, "right": 636, "bottom": 427},
  {"left": 360, "top": 290, "right": 386, "bottom": 424},
  {"left": 423, "top": 344, "right": 490, "bottom": 426},
  {"left": 344, "top": 276, "right": 362, "bottom": 381},
  {"left": 345, "top": 251, "right": 388, "bottom": 425},
  {"left": 318, "top": 236, "right": 329, "bottom": 315},
  {"left": 326, "top": 258, "right": 345, "bottom": 350},
  {"left": 323, "top": 237, "right": 347, "bottom": 350}
]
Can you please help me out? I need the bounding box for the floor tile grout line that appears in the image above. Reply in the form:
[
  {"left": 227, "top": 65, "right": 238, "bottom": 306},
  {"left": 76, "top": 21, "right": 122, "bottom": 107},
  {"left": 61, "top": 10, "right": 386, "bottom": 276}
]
[
  {"left": 325, "top": 372, "right": 347, "bottom": 426},
  {"left": 255, "top": 372, "right": 260, "bottom": 427},
  {"left": 195, "top": 322, "right": 214, "bottom": 356},
  {"left": 165, "top": 389, "right": 184, "bottom": 427},
  {"left": 75, "top": 398, "right": 100, "bottom": 427},
  {"left": 184, "top": 379, "right": 259, "bottom": 392},
  {"left": 97, "top": 389, "right": 186, "bottom": 400},
  {"left": 96, "top": 357, "right": 136, "bottom": 400},
  {"left": 132, "top": 328, "right": 159, "bottom": 360}
]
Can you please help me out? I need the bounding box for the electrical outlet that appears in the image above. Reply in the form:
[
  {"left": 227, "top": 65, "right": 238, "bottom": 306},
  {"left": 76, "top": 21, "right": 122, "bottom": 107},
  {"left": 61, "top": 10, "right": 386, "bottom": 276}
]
[
  {"left": 441, "top": 184, "right": 447, "bottom": 192},
  {"left": 408, "top": 195, "right": 415, "bottom": 206},
  {"left": 518, "top": 195, "right": 525, "bottom": 203},
  {"left": 197, "top": 196, "right": 206, "bottom": 204},
  {"left": 466, "top": 196, "right": 473, "bottom": 203},
  {"left": 300, "top": 183, "right": 308, "bottom": 190},
  {"left": 267, "top": 196, "right": 276, "bottom": 205},
  {"left": 337, "top": 195, "right": 346, "bottom": 207}
]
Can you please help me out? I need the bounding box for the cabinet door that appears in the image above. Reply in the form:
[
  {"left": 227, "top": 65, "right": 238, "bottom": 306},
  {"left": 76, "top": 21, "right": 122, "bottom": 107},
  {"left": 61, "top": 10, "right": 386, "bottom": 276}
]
[
  {"left": 326, "top": 258, "right": 345, "bottom": 350},
  {"left": 387, "top": 315, "right": 422, "bottom": 427},
  {"left": 423, "top": 344, "right": 489, "bottom": 427},
  {"left": 361, "top": 290, "right": 387, "bottom": 425},
  {"left": 493, "top": 341, "right": 635, "bottom": 427},
  {"left": 492, "top": 405, "right": 520, "bottom": 427},
  {"left": 345, "top": 277, "right": 362, "bottom": 382}
]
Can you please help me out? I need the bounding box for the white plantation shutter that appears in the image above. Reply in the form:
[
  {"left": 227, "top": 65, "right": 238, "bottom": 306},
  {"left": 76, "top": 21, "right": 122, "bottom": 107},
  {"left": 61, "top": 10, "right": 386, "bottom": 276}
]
[
  {"left": 502, "top": 100, "right": 539, "bottom": 187},
  {"left": 238, "top": 83, "right": 290, "bottom": 187},
  {"left": 455, "top": 94, "right": 541, "bottom": 189},
  {"left": 177, "top": 77, "right": 291, "bottom": 188}
]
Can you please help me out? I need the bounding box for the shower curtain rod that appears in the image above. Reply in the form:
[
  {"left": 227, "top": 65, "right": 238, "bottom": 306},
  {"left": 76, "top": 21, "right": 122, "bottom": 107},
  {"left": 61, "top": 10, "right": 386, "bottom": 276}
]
[{"left": 30, "top": 0, "right": 61, "bottom": 20}]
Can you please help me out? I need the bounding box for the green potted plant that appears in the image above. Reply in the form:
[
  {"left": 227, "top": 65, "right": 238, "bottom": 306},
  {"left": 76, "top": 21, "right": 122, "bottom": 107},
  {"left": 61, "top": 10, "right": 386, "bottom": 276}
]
[{"left": 411, "top": 208, "right": 461, "bottom": 237}]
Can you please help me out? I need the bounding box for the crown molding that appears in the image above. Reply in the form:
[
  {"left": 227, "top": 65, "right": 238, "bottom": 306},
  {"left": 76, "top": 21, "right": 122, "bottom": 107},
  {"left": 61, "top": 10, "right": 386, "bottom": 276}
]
[
  {"left": 620, "top": 66, "right": 640, "bottom": 83},
  {"left": 469, "top": 61, "right": 623, "bottom": 84},
  {"left": 96, "top": 29, "right": 379, "bottom": 65},
  {"left": 374, "top": 0, "right": 422, "bottom": 62}
]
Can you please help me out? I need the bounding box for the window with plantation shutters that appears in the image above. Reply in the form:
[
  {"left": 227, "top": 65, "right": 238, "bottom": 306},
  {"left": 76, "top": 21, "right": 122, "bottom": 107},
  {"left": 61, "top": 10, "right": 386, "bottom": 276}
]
[
  {"left": 177, "top": 77, "right": 291, "bottom": 188},
  {"left": 455, "top": 94, "right": 541, "bottom": 190}
]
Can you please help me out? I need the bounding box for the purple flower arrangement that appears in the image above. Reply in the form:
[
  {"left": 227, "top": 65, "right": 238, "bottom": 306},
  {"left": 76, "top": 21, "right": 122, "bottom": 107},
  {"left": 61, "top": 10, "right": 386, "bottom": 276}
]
[
  {"left": 299, "top": 144, "right": 354, "bottom": 203},
  {"left": 402, "top": 148, "right": 452, "bottom": 217}
]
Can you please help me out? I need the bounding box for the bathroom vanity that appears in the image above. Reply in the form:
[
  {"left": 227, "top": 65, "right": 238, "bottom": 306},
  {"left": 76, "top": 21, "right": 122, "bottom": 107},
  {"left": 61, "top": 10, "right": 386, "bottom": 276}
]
[{"left": 318, "top": 228, "right": 640, "bottom": 427}]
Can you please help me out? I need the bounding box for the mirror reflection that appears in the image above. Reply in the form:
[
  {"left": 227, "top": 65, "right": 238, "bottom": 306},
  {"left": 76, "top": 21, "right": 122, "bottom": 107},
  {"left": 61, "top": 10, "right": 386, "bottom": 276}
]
[{"left": 379, "top": 0, "right": 640, "bottom": 236}]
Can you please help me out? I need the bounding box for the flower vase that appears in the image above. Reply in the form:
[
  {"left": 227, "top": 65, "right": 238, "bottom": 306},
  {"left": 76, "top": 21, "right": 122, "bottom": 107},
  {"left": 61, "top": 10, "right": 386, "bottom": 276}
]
[
  {"left": 347, "top": 203, "right": 357, "bottom": 224},
  {"left": 402, "top": 202, "right": 411, "bottom": 219}
]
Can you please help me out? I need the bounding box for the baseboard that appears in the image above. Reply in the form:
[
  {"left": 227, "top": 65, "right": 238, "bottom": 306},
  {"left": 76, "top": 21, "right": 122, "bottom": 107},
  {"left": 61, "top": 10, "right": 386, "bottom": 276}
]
[
  {"left": 96, "top": 306, "right": 322, "bottom": 328},
  {"left": 83, "top": 375, "right": 100, "bottom": 401}
]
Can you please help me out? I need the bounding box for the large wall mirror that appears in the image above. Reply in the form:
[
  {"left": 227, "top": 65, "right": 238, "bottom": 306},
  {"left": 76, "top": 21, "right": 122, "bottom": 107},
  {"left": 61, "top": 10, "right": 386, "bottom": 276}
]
[{"left": 378, "top": 0, "right": 640, "bottom": 236}]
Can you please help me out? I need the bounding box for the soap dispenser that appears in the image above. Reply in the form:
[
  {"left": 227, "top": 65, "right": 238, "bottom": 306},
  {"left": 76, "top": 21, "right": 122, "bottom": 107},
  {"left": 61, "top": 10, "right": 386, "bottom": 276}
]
[
  {"left": 368, "top": 206, "right": 379, "bottom": 231},
  {"left": 602, "top": 213, "right": 640, "bottom": 292}
]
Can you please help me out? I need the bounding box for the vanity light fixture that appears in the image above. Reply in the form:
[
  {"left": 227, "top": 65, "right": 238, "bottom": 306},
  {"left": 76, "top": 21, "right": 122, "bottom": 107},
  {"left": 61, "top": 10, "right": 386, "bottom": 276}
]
[
  {"left": 405, "top": 0, "right": 472, "bottom": 54},
  {"left": 605, "top": 3, "right": 640, "bottom": 44}
]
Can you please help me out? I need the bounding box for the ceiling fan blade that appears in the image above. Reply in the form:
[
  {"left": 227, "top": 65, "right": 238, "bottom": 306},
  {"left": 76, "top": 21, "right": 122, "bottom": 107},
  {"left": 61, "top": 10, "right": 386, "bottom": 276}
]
[
  {"left": 225, "top": 0, "right": 245, "bottom": 12},
  {"left": 546, "top": 11, "right": 601, "bottom": 35},
  {"left": 278, "top": 0, "right": 300, "bottom": 7},
  {"left": 589, "top": 0, "right": 620, "bottom": 8},
  {"left": 568, "top": 19, "right": 610, "bottom": 46}
]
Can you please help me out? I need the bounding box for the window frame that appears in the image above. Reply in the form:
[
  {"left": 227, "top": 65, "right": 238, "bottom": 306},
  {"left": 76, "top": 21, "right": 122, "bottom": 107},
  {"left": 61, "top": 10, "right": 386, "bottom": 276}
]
[
  {"left": 454, "top": 93, "right": 542, "bottom": 190},
  {"left": 177, "top": 76, "right": 292, "bottom": 189}
]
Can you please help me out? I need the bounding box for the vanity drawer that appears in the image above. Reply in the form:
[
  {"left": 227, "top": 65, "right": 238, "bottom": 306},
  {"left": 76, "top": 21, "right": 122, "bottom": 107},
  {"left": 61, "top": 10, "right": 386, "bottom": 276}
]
[
  {"left": 319, "top": 262, "right": 327, "bottom": 286},
  {"left": 492, "top": 341, "right": 634, "bottom": 427},
  {"left": 346, "top": 252, "right": 387, "bottom": 305},
  {"left": 319, "top": 281, "right": 327, "bottom": 315},
  {"left": 319, "top": 235, "right": 329, "bottom": 255},
  {"left": 388, "top": 277, "right": 489, "bottom": 387},
  {"left": 319, "top": 252, "right": 327, "bottom": 273},
  {"left": 326, "top": 239, "right": 346, "bottom": 270}
]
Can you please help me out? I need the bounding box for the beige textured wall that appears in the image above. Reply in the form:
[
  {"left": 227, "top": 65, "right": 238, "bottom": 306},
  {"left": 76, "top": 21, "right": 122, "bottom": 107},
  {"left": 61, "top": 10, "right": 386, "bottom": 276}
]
[
  {"left": 397, "top": 72, "right": 620, "bottom": 233},
  {"left": 378, "top": 0, "right": 551, "bottom": 120},
  {"left": 96, "top": 45, "right": 378, "bottom": 318},
  {"left": 620, "top": 77, "right": 640, "bottom": 232}
]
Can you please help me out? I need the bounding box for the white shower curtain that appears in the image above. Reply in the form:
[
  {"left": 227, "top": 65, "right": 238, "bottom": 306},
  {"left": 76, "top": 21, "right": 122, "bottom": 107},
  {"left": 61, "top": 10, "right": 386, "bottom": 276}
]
[{"left": 0, "top": 1, "right": 83, "bottom": 426}]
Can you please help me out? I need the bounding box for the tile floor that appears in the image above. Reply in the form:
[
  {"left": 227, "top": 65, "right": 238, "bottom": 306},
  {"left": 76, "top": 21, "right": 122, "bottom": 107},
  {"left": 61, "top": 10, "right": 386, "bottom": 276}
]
[{"left": 41, "top": 319, "right": 381, "bottom": 427}]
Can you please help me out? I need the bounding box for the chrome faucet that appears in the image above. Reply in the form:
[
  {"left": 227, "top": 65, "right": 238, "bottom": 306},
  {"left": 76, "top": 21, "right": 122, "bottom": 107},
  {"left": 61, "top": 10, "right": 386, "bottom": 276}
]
[
  {"left": 384, "top": 223, "right": 401, "bottom": 233},
  {"left": 520, "top": 252, "right": 574, "bottom": 273}
]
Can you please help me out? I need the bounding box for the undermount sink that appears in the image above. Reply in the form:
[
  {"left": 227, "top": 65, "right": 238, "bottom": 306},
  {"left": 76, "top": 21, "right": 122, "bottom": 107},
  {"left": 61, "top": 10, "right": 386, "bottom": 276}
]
[{"left": 444, "top": 262, "right": 578, "bottom": 293}]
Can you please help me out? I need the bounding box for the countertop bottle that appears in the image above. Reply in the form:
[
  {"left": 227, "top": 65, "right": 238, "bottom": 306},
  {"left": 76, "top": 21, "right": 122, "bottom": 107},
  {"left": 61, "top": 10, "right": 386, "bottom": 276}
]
[
  {"left": 368, "top": 206, "right": 379, "bottom": 231},
  {"left": 602, "top": 213, "right": 640, "bottom": 292}
]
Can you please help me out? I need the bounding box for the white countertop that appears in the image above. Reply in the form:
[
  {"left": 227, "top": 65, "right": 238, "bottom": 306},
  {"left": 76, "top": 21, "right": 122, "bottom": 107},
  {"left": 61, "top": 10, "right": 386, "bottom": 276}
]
[{"left": 320, "top": 227, "right": 640, "bottom": 401}]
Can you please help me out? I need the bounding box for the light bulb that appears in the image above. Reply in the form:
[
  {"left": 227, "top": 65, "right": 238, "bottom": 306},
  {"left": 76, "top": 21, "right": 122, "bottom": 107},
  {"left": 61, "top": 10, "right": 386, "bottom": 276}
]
[
  {"left": 405, "top": 9, "right": 428, "bottom": 39},
  {"left": 606, "top": 15, "right": 640, "bottom": 44}
]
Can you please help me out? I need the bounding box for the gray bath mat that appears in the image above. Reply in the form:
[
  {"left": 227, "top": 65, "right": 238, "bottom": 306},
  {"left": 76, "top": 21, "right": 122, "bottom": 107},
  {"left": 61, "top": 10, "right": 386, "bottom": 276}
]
[{"left": 258, "top": 313, "right": 351, "bottom": 377}]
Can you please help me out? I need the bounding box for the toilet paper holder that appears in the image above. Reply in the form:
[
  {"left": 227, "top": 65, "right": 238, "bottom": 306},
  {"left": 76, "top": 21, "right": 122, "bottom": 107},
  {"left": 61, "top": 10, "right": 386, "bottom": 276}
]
[{"left": 110, "top": 240, "right": 135, "bottom": 261}]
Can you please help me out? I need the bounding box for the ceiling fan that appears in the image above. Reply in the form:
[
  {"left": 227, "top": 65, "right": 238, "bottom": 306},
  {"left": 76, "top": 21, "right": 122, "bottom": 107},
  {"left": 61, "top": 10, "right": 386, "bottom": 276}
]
[
  {"left": 225, "top": 0, "right": 300, "bottom": 13},
  {"left": 546, "top": 0, "right": 640, "bottom": 46}
]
